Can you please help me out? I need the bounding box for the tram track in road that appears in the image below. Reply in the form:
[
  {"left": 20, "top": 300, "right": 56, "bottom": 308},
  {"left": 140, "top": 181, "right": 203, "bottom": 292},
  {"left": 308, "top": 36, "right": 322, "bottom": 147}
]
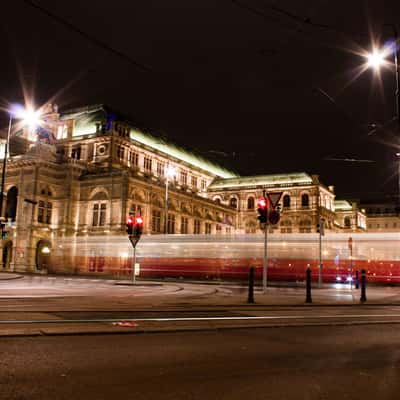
[{"left": 3, "top": 306, "right": 400, "bottom": 336}]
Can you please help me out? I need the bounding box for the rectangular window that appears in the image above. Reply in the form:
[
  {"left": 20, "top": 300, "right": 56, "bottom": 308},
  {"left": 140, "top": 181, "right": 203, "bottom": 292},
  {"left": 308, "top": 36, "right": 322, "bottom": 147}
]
[
  {"left": 194, "top": 219, "right": 201, "bottom": 234},
  {"left": 128, "top": 151, "right": 139, "bottom": 167},
  {"left": 152, "top": 210, "right": 161, "bottom": 233},
  {"left": 57, "top": 124, "right": 68, "bottom": 140},
  {"left": 181, "top": 217, "right": 188, "bottom": 234},
  {"left": 180, "top": 170, "right": 188, "bottom": 186},
  {"left": 92, "top": 204, "right": 99, "bottom": 226},
  {"left": 116, "top": 145, "right": 125, "bottom": 160},
  {"left": 46, "top": 202, "right": 52, "bottom": 224},
  {"left": 201, "top": 179, "right": 206, "bottom": 190},
  {"left": 99, "top": 204, "right": 106, "bottom": 226},
  {"left": 216, "top": 225, "right": 222, "bottom": 234},
  {"left": 157, "top": 161, "right": 165, "bottom": 177},
  {"left": 205, "top": 222, "right": 211, "bottom": 234},
  {"left": 167, "top": 214, "right": 175, "bottom": 234},
  {"left": 191, "top": 176, "right": 197, "bottom": 188},
  {"left": 38, "top": 200, "right": 45, "bottom": 223},
  {"left": 71, "top": 146, "right": 81, "bottom": 160},
  {"left": 144, "top": 157, "right": 152, "bottom": 173},
  {"left": 92, "top": 203, "right": 106, "bottom": 227}
]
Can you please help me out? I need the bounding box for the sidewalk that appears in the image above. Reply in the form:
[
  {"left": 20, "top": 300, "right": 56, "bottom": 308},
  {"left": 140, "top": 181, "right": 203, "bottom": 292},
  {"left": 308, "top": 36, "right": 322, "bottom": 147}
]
[{"left": 0, "top": 272, "right": 23, "bottom": 280}]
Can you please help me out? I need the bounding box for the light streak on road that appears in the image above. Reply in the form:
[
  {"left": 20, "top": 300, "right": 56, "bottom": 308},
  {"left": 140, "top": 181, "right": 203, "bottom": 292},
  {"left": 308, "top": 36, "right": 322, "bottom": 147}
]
[{"left": 2, "top": 313, "right": 400, "bottom": 325}]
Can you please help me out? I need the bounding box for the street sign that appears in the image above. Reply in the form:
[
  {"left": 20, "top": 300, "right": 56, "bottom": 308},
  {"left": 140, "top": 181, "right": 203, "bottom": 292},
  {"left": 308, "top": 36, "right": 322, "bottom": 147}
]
[
  {"left": 129, "top": 235, "right": 141, "bottom": 248},
  {"left": 268, "top": 209, "right": 280, "bottom": 225},
  {"left": 267, "top": 192, "right": 283, "bottom": 208}
]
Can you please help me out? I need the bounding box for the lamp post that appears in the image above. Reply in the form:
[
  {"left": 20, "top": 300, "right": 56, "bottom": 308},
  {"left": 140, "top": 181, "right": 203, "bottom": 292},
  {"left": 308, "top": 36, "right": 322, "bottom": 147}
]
[
  {"left": 0, "top": 106, "right": 41, "bottom": 236},
  {"left": 164, "top": 165, "right": 176, "bottom": 234},
  {"left": 366, "top": 25, "right": 400, "bottom": 205}
]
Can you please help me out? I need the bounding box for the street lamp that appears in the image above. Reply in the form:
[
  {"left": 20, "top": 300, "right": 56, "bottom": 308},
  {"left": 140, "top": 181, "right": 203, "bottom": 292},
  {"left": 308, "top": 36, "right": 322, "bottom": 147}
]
[
  {"left": 365, "top": 26, "right": 400, "bottom": 208},
  {"left": 164, "top": 164, "right": 176, "bottom": 234},
  {"left": 0, "top": 105, "right": 41, "bottom": 233}
]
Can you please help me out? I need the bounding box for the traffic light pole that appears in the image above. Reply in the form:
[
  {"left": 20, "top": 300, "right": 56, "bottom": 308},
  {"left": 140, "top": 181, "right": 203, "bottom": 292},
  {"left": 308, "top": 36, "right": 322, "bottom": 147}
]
[
  {"left": 262, "top": 189, "right": 268, "bottom": 292},
  {"left": 132, "top": 245, "right": 136, "bottom": 285},
  {"left": 318, "top": 190, "right": 322, "bottom": 288}
]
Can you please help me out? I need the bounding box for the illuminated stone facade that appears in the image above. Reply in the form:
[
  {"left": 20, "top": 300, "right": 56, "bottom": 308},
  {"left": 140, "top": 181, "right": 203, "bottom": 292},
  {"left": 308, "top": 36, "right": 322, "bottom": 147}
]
[
  {"left": 0, "top": 104, "right": 367, "bottom": 272},
  {"left": 207, "top": 174, "right": 339, "bottom": 234}
]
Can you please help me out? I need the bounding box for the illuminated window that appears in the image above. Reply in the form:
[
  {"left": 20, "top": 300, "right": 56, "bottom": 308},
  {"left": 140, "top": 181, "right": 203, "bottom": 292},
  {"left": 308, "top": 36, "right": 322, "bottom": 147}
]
[
  {"left": 144, "top": 157, "right": 152, "bottom": 173},
  {"left": 57, "top": 124, "right": 68, "bottom": 140},
  {"left": 92, "top": 203, "right": 107, "bottom": 227},
  {"left": 181, "top": 216, "right": 189, "bottom": 234},
  {"left": 180, "top": 170, "right": 188, "bottom": 186},
  {"left": 152, "top": 210, "right": 161, "bottom": 233}
]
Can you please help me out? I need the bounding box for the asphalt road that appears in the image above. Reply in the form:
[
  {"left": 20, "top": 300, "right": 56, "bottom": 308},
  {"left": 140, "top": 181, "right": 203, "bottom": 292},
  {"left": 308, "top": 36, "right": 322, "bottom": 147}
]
[{"left": 2, "top": 324, "right": 400, "bottom": 400}]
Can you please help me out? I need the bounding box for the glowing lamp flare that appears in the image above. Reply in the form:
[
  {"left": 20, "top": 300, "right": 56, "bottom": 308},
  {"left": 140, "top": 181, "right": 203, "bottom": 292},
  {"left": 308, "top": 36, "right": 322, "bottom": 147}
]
[
  {"left": 366, "top": 50, "right": 386, "bottom": 69},
  {"left": 136, "top": 217, "right": 143, "bottom": 225}
]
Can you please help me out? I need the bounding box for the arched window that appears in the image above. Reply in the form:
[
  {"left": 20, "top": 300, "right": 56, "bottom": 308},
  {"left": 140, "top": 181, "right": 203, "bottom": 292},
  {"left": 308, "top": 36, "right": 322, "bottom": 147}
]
[
  {"left": 301, "top": 193, "right": 309, "bottom": 208},
  {"left": 229, "top": 197, "right": 238, "bottom": 209},
  {"left": 214, "top": 197, "right": 221, "bottom": 205},
  {"left": 344, "top": 216, "right": 351, "bottom": 228},
  {"left": 283, "top": 195, "right": 290, "bottom": 208},
  {"left": 247, "top": 197, "right": 255, "bottom": 210},
  {"left": 90, "top": 190, "right": 108, "bottom": 227},
  {"left": 5, "top": 186, "right": 18, "bottom": 222}
]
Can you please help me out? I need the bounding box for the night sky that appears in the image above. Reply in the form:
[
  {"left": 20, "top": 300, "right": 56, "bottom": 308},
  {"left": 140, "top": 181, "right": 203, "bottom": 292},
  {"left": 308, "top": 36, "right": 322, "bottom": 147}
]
[{"left": 1, "top": 1, "right": 400, "bottom": 199}]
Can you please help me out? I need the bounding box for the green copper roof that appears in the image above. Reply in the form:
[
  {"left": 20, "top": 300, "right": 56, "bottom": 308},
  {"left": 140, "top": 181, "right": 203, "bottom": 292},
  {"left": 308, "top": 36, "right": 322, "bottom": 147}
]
[
  {"left": 61, "top": 105, "right": 237, "bottom": 179},
  {"left": 129, "top": 128, "right": 236, "bottom": 179},
  {"left": 61, "top": 105, "right": 106, "bottom": 137},
  {"left": 208, "top": 172, "right": 313, "bottom": 190},
  {"left": 334, "top": 200, "right": 353, "bottom": 211}
]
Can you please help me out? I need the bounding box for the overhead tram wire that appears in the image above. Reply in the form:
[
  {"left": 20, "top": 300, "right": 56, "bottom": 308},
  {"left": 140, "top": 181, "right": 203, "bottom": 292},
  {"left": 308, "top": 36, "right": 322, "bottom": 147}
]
[
  {"left": 231, "top": 0, "right": 370, "bottom": 40},
  {"left": 20, "top": 0, "right": 152, "bottom": 73}
]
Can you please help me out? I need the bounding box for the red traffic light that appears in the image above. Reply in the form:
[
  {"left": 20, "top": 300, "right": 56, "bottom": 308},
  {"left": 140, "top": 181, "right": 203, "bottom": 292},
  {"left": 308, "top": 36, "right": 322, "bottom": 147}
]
[
  {"left": 135, "top": 216, "right": 143, "bottom": 225},
  {"left": 257, "top": 198, "right": 268, "bottom": 209},
  {"left": 127, "top": 216, "right": 135, "bottom": 225}
]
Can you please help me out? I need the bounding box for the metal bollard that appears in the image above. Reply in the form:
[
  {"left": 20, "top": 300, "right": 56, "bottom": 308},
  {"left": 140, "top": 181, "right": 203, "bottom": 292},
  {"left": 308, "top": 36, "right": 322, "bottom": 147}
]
[
  {"left": 360, "top": 269, "right": 367, "bottom": 302},
  {"left": 248, "top": 266, "right": 255, "bottom": 304},
  {"left": 305, "top": 267, "right": 312, "bottom": 303},
  {"left": 355, "top": 270, "right": 359, "bottom": 289}
]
